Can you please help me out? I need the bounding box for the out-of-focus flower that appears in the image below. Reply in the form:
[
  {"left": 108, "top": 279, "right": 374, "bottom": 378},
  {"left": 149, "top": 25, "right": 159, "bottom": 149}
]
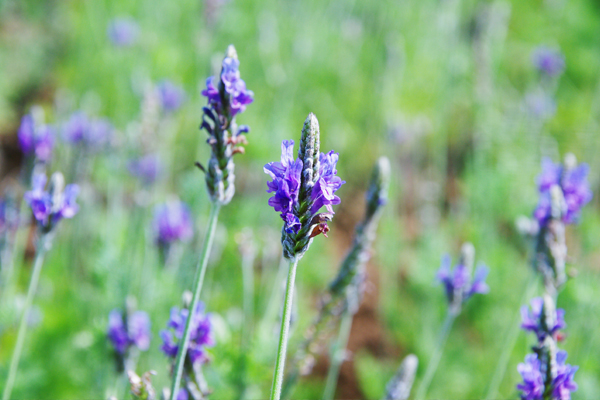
[
  {"left": 152, "top": 200, "right": 194, "bottom": 246},
  {"left": 24, "top": 172, "right": 79, "bottom": 231},
  {"left": 107, "top": 17, "right": 139, "bottom": 47},
  {"left": 524, "top": 91, "right": 556, "bottom": 120},
  {"left": 532, "top": 46, "right": 565, "bottom": 77},
  {"left": 127, "top": 154, "right": 163, "bottom": 185},
  {"left": 436, "top": 254, "right": 489, "bottom": 307},
  {"left": 107, "top": 309, "right": 151, "bottom": 355},
  {"left": 517, "top": 351, "right": 577, "bottom": 400},
  {"left": 156, "top": 81, "right": 186, "bottom": 112},
  {"left": 160, "top": 303, "right": 214, "bottom": 367},
  {"left": 520, "top": 297, "right": 565, "bottom": 343},
  {"left": 63, "top": 111, "right": 113, "bottom": 149},
  {"left": 18, "top": 114, "right": 54, "bottom": 162},
  {"left": 534, "top": 157, "right": 592, "bottom": 225}
]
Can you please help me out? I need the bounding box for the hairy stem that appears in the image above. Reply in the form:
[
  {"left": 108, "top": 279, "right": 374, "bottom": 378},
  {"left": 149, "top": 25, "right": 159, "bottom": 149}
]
[
  {"left": 323, "top": 309, "right": 353, "bottom": 400},
  {"left": 3, "top": 233, "right": 51, "bottom": 400},
  {"left": 414, "top": 311, "right": 456, "bottom": 400},
  {"left": 169, "top": 202, "right": 221, "bottom": 400},
  {"left": 270, "top": 257, "right": 299, "bottom": 400}
]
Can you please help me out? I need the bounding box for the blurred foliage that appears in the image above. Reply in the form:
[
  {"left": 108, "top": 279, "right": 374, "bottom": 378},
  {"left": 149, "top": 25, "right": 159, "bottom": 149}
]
[{"left": 0, "top": 0, "right": 599, "bottom": 399}]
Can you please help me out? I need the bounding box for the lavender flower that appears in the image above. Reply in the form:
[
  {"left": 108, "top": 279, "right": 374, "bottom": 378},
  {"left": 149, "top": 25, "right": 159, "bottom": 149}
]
[
  {"left": 107, "top": 309, "right": 151, "bottom": 355},
  {"left": 534, "top": 157, "right": 592, "bottom": 225},
  {"left": 18, "top": 114, "right": 54, "bottom": 162},
  {"left": 128, "top": 154, "right": 163, "bottom": 185},
  {"left": 24, "top": 172, "right": 79, "bottom": 232},
  {"left": 517, "top": 351, "right": 577, "bottom": 400},
  {"left": 199, "top": 45, "right": 254, "bottom": 205},
  {"left": 156, "top": 81, "right": 186, "bottom": 112},
  {"left": 107, "top": 17, "right": 139, "bottom": 47},
  {"left": 525, "top": 91, "right": 556, "bottom": 120},
  {"left": 160, "top": 303, "right": 214, "bottom": 367},
  {"left": 264, "top": 114, "right": 345, "bottom": 260},
  {"left": 532, "top": 46, "right": 565, "bottom": 77},
  {"left": 521, "top": 297, "right": 566, "bottom": 343},
  {"left": 436, "top": 246, "right": 489, "bottom": 313},
  {"left": 63, "top": 112, "right": 113, "bottom": 149},
  {"left": 152, "top": 200, "right": 194, "bottom": 246}
]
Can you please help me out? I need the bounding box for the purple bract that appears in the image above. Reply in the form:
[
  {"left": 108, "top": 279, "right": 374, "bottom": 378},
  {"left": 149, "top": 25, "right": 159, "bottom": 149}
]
[
  {"left": 18, "top": 114, "right": 54, "bottom": 162},
  {"left": 436, "top": 254, "right": 489, "bottom": 306},
  {"left": 107, "top": 309, "right": 151, "bottom": 355},
  {"left": 153, "top": 200, "right": 194, "bottom": 246},
  {"left": 533, "top": 158, "right": 592, "bottom": 224},
  {"left": 517, "top": 351, "right": 577, "bottom": 400},
  {"left": 160, "top": 303, "right": 214, "bottom": 367}
]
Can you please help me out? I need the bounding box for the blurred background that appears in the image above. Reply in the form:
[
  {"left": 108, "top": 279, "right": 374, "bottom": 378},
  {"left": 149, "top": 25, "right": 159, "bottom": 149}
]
[{"left": 0, "top": 0, "right": 599, "bottom": 398}]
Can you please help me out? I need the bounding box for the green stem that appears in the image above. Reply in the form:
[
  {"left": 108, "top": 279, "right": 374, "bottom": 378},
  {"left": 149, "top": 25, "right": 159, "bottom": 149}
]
[
  {"left": 169, "top": 202, "right": 221, "bottom": 400},
  {"left": 414, "top": 311, "right": 456, "bottom": 400},
  {"left": 270, "top": 257, "right": 299, "bottom": 400},
  {"left": 3, "top": 234, "right": 51, "bottom": 400},
  {"left": 484, "top": 272, "right": 537, "bottom": 400},
  {"left": 323, "top": 310, "right": 353, "bottom": 400}
]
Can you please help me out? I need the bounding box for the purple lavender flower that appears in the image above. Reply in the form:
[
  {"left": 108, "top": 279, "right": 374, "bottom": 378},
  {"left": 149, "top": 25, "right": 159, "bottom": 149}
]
[
  {"left": 436, "top": 254, "right": 489, "bottom": 307},
  {"left": 107, "top": 309, "right": 151, "bottom": 355},
  {"left": 264, "top": 140, "right": 345, "bottom": 235},
  {"left": 517, "top": 351, "right": 577, "bottom": 400},
  {"left": 152, "top": 200, "right": 194, "bottom": 246},
  {"left": 534, "top": 157, "right": 592, "bottom": 224},
  {"left": 517, "top": 354, "right": 544, "bottom": 400},
  {"left": 127, "top": 154, "right": 163, "bottom": 185},
  {"left": 63, "top": 112, "right": 113, "bottom": 149},
  {"left": 520, "top": 297, "right": 566, "bottom": 342},
  {"left": 532, "top": 46, "right": 565, "bottom": 77},
  {"left": 24, "top": 173, "right": 79, "bottom": 230},
  {"left": 160, "top": 303, "right": 214, "bottom": 367},
  {"left": 525, "top": 91, "right": 556, "bottom": 120},
  {"left": 553, "top": 351, "right": 578, "bottom": 399},
  {"left": 156, "top": 81, "right": 186, "bottom": 112},
  {"left": 18, "top": 114, "right": 54, "bottom": 162},
  {"left": 201, "top": 55, "right": 254, "bottom": 118},
  {"left": 107, "top": 17, "right": 139, "bottom": 47}
]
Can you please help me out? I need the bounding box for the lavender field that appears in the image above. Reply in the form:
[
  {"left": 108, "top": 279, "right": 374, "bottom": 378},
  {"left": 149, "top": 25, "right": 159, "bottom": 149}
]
[{"left": 0, "top": 0, "right": 599, "bottom": 399}]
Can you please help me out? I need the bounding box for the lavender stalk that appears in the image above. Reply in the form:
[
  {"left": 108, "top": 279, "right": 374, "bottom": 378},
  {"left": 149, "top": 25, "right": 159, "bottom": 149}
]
[
  {"left": 282, "top": 157, "right": 389, "bottom": 399},
  {"left": 3, "top": 172, "right": 79, "bottom": 400},
  {"left": 383, "top": 354, "right": 419, "bottom": 400},
  {"left": 169, "top": 44, "right": 253, "bottom": 400},
  {"left": 414, "top": 243, "right": 489, "bottom": 400},
  {"left": 265, "top": 113, "right": 345, "bottom": 400}
]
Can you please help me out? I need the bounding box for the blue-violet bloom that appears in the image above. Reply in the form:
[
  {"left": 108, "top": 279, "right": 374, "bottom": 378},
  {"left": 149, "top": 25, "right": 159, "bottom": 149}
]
[
  {"left": 436, "top": 254, "right": 489, "bottom": 306},
  {"left": 534, "top": 158, "right": 592, "bottom": 224},
  {"left": 521, "top": 297, "right": 566, "bottom": 343},
  {"left": 156, "top": 80, "right": 186, "bottom": 112},
  {"left": 127, "top": 154, "right": 163, "bottom": 185},
  {"left": 24, "top": 173, "right": 79, "bottom": 230},
  {"left": 152, "top": 200, "right": 194, "bottom": 246},
  {"left": 201, "top": 55, "right": 254, "bottom": 117},
  {"left": 107, "top": 17, "right": 139, "bottom": 47},
  {"left": 107, "top": 309, "right": 151, "bottom": 354},
  {"left": 532, "top": 46, "right": 565, "bottom": 77},
  {"left": 160, "top": 303, "right": 214, "bottom": 367},
  {"left": 18, "top": 114, "right": 54, "bottom": 162}
]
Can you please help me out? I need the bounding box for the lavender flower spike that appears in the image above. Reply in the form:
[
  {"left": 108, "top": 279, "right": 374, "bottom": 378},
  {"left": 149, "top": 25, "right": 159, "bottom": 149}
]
[
  {"left": 520, "top": 295, "right": 565, "bottom": 343},
  {"left": 436, "top": 243, "right": 489, "bottom": 314},
  {"left": 383, "top": 354, "right": 419, "bottom": 400},
  {"left": 107, "top": 308, "right": 151, "bottom": 372},
  {"left": 107, "top": 17, "right": 139, "bottom": 47},
  {"left": 265, "top": 113, "right": 345, "bottom": 260},
  {"left": 18, "top": 113, "right": 54, "bottom": 163},
  {"left": 532, "top": 46, "right": 565, "bottom": 77},
  {"left": 156, "top": 80, "right": 186, "bottom": 112},
  {"left": 200, "top": 45, "right": 254, "bottom": 205},
  {"left": 24, "top": 172, "right": 79, "bottom": 233},
  {"left": 517, "top": 349, "right": 578, "bottom": 400},
  {"left": 152, "top": 200, "right": 194, "bottom": 247}
]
